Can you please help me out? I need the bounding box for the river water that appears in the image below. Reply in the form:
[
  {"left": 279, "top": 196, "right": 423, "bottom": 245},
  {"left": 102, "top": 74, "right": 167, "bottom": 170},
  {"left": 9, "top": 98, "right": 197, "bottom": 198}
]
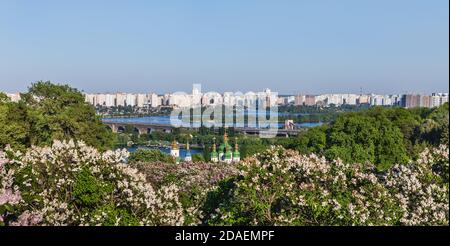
[
  {"left": 102, "top": 115, "right": 323, "bottom": 128},
  {"left": 108, "top": 116, "right": 322, "bottom": 156}
]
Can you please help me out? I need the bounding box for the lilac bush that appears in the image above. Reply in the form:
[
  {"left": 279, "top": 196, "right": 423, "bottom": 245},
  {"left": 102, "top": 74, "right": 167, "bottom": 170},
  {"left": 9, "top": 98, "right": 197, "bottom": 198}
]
[
  {"left": 205, "top": 146, "right": 449, "bottom": 226},
  {"left": 0, "top": 147, "right": 24, "bottom": 226},
  {"left": 132, "top": 161, "right": 238, "bottom": 225},
  {"left": 386, "top": 145, "right": 449, "bottom": 225},
  {"left": 1, "top": 141, "right": 448, "bottom": 226},
  {"left": 0, "top": 140, "right": 184, "bottom": 226}
]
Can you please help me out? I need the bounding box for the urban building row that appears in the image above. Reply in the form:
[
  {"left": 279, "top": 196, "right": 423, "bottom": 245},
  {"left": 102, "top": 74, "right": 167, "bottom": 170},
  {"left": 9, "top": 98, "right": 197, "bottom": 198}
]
[
  {"left": 3, "top": 90, "right": 448, "bottom": 109},
  {"left": 84, "top": 92, "right": 161, "bottom": 108},
  {"left": 285, "top": 93, "right": 449, "bottom": 108},
  {"left": 83, "top": 86, "right": 278, "bottom": 109}
]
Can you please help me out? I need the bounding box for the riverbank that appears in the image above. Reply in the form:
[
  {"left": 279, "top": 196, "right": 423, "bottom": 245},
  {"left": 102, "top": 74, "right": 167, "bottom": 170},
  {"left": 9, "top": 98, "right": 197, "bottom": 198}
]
[{"left": 102, "top": 115, "right": 323, "bottom": 128}]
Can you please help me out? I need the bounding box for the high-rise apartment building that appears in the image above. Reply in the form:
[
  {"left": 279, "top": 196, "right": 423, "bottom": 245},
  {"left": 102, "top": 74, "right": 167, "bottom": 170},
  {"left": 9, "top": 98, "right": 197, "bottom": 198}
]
[
  {"left": 294, "top": 94, "right": 305, "bottom": 106},
  {"left": 304, "top": 95, "right": 316, "bottom": 106},
  {"left": 115, "top": 93, "right": 126, "bottom": 107},
  {"left": 402, "top": 94, "right": 421, "bottom": 108}
]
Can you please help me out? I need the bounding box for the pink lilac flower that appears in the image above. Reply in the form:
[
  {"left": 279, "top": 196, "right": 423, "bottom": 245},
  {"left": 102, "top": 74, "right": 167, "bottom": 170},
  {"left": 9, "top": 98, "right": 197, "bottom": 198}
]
[
  {"left": 0, "top": 151, "right": 8, "bottom": 171},
  {"left": 10, "top": 211, "right": 43, "bottom": 226},
  {"left": 0, "top": 189, "right": 22, "bottom": 206}
]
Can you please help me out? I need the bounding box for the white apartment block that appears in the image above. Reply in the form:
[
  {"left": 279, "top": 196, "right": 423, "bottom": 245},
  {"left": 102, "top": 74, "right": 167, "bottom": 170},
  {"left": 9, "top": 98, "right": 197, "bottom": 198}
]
[
  {"left": 125, "top": 94, "right": 136, "bottom": 106},
  {"left": 82, "top": 87, "right": 447, "bottom": 109},
  {"left": 438, "top": 93, "right": 449, "bottom": 105},
  {"left": 85, "top": 93, "right": 95, "bottom": 105},
  {"left": 115, "top": 93, "right": 126, "bottom": 107},
  {"left": 370, "top": 95, "right": 386, "bottom": 106},
  {"left": 192, "top": 84, "right": 202, "bottom": 106},
  {"left": 277, "top": 96, "right": 295, "bottom": 105},
  {"left": 135, "top": 94, "right": 147, "bottom": 107},
  {"left": 150, "top": 93, "right": 160, "bottom": 107},
  {"left": 290, "top": 93, "right": 401, "bottom": 107},
  {"left": 294, "top": 94, "right": 305, "bottom": 105},
  {"left": 169, "top": 93, "right": 193, "bottom": 108},
  {"left": 358, "top": 95, "right": 370, "bottom": 104},
  {"left": 95, "top": 94, "right": 106, "bottom": 106},
  {"left": 202, "top": 92, "right": 223, "bottom": 106},
  {"left": 105, "top": 94, "right": 116, "bottom": 107},
  {"left": 223, "top": 92, "right": 236, "bottom": 106},
  {"left": 276, "top": 97, "right": 285, "bottom": 105},
  {"left": 261, "top": 89, "right": 278, "bottom": 108},
  {"left": 342, "top": 94, "right": 358, "bottom": 105}
]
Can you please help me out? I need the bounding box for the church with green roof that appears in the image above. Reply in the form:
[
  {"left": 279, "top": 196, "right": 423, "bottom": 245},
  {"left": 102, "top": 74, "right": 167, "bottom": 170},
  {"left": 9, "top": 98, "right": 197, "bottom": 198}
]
[
  {"left": 210, "top": 129, "right": 240, "bottom": 164},
  {"left": 170, "top": 129, "right": 240, "bottom": 164}
]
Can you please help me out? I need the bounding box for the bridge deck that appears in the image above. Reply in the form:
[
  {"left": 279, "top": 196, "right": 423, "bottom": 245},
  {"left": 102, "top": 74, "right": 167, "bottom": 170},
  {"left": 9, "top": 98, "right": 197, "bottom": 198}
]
[{"left": 104, "top": 121, "right": 303, "bottom": 135}]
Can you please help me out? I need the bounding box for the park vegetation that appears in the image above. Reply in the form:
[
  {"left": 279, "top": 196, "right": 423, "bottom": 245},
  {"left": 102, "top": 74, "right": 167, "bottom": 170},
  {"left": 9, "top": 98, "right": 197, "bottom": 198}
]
[
  {"left": 0, "top": 81, "right": 449, "bottom": 226},
  {"left": 0, "top": 81, "right": 114, "bottom": 151},
  {"left": 1, "top": 140, "right": 447, "bottom": 226},
  {"left": 117, "top": 103, "right": 448, "bottom": 171}
]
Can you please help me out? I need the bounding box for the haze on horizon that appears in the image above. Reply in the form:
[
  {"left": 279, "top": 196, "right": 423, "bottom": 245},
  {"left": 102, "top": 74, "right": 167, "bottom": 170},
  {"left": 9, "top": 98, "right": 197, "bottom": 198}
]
[{"left": 0, "top": 0, "right": 448, "bottom": 95}]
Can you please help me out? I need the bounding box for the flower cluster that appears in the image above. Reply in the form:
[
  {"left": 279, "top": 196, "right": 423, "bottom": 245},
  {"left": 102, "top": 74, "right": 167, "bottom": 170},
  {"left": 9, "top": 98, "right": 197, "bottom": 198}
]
[
  {"left": 1, "top": 147, "right": 25, "bottom": 225},
  {"left": 206, "top": 145, "right": 448, "bottom": 226},
  {"left": 1, "top": 141, "right": 448, "bottom": 226},
  {"left": 1, "top": 140, "right": 184, "bottom": 226},
  {"left": 131, "top": 161, "right": 238, "bottom": 225},
  {"left": 386, "top": 145, "right": 449, "bottom": 225}
]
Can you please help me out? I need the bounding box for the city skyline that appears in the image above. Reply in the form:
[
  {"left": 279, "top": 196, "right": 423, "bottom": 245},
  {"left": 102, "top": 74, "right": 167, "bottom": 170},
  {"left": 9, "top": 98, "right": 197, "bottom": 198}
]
[
  {"left": 1, "top": 82, "right": 449, "bottom": 95},
  {"left": 6, "top": 85, "right": 448, "bottom": 109},
  {"left": 0, "top": 0, "right": 449, "bottom": 94}
]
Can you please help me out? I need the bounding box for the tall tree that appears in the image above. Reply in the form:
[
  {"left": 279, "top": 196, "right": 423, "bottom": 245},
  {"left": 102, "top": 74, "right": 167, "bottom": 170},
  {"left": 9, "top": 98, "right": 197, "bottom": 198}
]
[{"left": 1, "top": 81, "right": 115, "bottom": 150}]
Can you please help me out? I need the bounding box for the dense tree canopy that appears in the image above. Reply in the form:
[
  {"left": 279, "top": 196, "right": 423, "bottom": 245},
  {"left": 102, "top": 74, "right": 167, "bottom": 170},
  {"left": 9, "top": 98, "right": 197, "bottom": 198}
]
[
  {"left": 276, "top": 104, "right": 449, "bottom": 170},
  {"left": 324, "top": 110, "right": 409, "bottom": 170},
  {"left": 2, "top": 81, "right": 447, "bottom": 171},
  {"left": 128, "top": 149, "right": 175, "bottom": 164},
  {"left": 0, "top": 81, "right": 114, "bottom": 150},
  {"left": 1, "top": 82, "right": 449, "bottom": 226},
  {"left": 0, "top": 94, "right": 30, "bottom": 150},
  {"left": 239, "top": 138, "right": 268, "bottom": 159}
]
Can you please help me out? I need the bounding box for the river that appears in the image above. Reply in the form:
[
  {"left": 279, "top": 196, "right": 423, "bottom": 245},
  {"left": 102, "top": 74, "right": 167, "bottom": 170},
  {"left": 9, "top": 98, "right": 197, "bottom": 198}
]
[{"left": 102, "top": 115, "right": 323, "bottom": 128}]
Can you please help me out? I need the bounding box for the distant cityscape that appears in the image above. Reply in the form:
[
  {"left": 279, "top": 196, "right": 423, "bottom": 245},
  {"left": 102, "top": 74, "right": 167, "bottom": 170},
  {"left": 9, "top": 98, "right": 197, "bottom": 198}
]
[{"left": 4, "top": 85, "right": 449, "bottom": 109}]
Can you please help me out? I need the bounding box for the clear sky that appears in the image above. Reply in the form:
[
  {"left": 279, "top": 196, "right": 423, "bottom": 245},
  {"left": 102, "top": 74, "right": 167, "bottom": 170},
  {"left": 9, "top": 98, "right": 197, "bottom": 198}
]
[{"left": 0, "top": 0, "right": 448, "bottom": 94}]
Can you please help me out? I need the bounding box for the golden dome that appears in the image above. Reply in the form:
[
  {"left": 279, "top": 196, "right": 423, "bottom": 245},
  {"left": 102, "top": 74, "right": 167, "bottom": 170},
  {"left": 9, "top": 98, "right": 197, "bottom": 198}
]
[
  {"left": 223, "top": 128, "right": 228, "bottom": 143},
  {"left": 171, "top": 139, "right": 178, "bottom": 149},
  {"left": 212, "top": 137, "right": 217, "bottom": 152}
]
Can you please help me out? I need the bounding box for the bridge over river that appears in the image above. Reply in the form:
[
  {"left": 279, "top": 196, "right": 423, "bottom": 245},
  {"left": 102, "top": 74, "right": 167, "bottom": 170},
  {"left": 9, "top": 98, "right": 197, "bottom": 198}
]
[{"left": 103, "top": 121, "right": 305, "bottom": 137}]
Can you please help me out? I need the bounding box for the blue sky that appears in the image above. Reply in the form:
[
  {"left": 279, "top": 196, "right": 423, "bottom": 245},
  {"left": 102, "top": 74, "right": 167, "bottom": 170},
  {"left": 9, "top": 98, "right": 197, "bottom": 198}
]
[{"left": 0, "top": 0, "right": 448, "bottom": 94}]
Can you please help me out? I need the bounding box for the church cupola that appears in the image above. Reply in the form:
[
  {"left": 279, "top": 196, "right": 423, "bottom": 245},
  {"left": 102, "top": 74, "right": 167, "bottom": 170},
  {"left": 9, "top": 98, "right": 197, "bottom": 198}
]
[
  {"left": 210, "top": 137, "right": 219, "bottom": 162},
  {"left": 170, "top": 139, "right": 180, "bottom": 163},
  {"left": 184, "top": 141, "right": 192, "bottom": 162},
  {"left": 233, "top": 137, "right": 240, "bottom": 162}
]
